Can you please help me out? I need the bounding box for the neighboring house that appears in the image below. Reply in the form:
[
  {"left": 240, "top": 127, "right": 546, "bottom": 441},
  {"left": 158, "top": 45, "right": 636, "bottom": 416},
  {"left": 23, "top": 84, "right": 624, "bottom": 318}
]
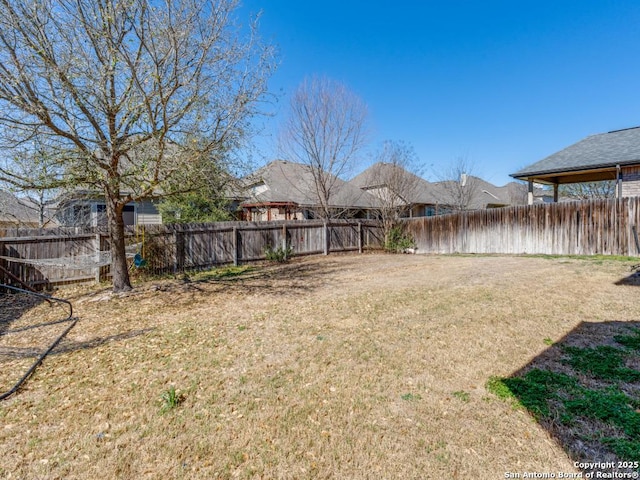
[
  {"left": 351, "top": 164, "right": 534, "bottom": 215},
  {"left": 0, "top": 191, "right": 50, "bottom": 229},
  {"left": 511, "top": 126, "right": 640, "bottom": 203},
  {"left": 55, "top": 191, "right": 162, "bottom": 227},
  {"left": 431, "top": 175, "right": 541, "bottom": 210},
  {"left": 349, "top": 162, "right": 445, "bottom": 217},
  {"left": 241, "top": 160, "right": 378, "bottom": 221}
]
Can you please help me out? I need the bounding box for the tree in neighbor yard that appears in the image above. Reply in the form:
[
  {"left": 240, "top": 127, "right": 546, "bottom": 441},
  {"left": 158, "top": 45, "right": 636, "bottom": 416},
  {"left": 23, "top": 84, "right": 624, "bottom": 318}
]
[
  {"left": 278, "top": 76, "right": 368, "bottom": 219},
  {"left": 0, "top": 0, "right": 275, "bottom": 291},
  {"left": 559, "top": 180, "right": 616, "bottom": 200},
  {"left": 435, "top": 156, "right": 480, "bottom": 211},
  {"left": 364, "top": 140, "right": 422, "bottom": 244}
]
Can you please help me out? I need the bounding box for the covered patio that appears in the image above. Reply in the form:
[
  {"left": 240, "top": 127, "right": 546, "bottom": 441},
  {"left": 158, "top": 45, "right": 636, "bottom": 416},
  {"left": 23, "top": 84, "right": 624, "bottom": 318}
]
[{"left": 511, "top": 126, "right": 640, "bottom": 204}]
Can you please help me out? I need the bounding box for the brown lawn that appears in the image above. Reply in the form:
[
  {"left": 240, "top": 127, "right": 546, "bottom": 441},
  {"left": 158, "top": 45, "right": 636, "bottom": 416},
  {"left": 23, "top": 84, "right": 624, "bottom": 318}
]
[{"left": 1, "top": 253, "right": 639, "bottom": 479}]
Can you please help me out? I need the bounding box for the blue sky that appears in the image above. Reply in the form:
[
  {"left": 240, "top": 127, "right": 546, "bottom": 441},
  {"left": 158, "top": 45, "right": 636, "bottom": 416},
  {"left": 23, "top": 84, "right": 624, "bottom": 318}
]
[{"left": 239, "top": 1, "right": 640, "bottom": 186}]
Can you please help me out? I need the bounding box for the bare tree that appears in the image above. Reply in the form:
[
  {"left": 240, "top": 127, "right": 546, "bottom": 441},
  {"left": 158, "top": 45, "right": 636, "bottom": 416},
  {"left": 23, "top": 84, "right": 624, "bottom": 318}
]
[
  {"left": 279, "top": 76, "right": 368, "bottom": 219},
  {"left": 360, "top": 140, "right": 422, "bottom": 242},
  {"left": 435, "top": 156, "right": 481, "bottom": 211},
  {"left": 559, "top": 181, "right": 616, "bottom": 200},
  {"left": 0, "top": 0, "right": 275, "bottom": 291}
]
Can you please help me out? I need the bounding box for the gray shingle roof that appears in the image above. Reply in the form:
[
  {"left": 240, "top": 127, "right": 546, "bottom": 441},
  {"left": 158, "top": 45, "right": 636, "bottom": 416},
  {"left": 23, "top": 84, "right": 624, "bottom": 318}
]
[
  {"left": 243, "top": 160, "right": 378, "bottom": 209},
  {"left": 511, "top": 127, "right": 640, "bottom": 179},
  {"left": 431, "top": 176, "right": 515, "bottom": 209},
  {"left": 0, "top": 191, "right": 41, "bottom": 226},
  {"left": 349, "top": 162, "right": 441, "bottom": 204}
]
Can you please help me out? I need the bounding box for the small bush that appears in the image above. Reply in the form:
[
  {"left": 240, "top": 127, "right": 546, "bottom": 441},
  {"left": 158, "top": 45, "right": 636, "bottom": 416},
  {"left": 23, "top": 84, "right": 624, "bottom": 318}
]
[
  {"left": 265, "top": 245, "right": 293, "bottom": 263},
  {"left": 385, "top": 226, "right": 415, "bottom": 253}
]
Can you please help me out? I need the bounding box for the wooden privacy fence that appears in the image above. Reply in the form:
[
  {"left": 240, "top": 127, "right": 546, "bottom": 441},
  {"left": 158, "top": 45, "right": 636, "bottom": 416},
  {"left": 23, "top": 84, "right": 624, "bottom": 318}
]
[
  {"left": 404, "top": 197, "right": 640, "bottom": 256},
  {"left": 0, "top": 220, "right": 384, "bottom": 287}
]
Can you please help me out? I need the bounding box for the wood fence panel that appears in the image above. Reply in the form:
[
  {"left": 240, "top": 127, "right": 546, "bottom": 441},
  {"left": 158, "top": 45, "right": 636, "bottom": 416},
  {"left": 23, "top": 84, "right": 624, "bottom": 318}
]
[
  {"left": 0, "top": 234, "right": 98, "bottom": 286},
  {"left": 287, "top": 223, "right": 325, "bottom": 255},
  {"left": 405, "top": 198, "right": 640, "bottom": 257}
]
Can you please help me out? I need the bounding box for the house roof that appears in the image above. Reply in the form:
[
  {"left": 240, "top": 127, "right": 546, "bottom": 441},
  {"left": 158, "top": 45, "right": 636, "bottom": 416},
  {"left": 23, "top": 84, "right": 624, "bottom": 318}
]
[
  {"left": 351, "top": 164, "right": 534, "bottom": 209},
  {"left": 0, "top": 191, "right": 42, "bottom": 226},
  {"left": 242, "top": 160, "right": 378, "bottom": 209},
  {"left": 431, "top": 176, "right": 515, "bottom": 209},
  {"left": 349, "top": 162, "right": 441, "bottom": 205},
  {"left": 511, "top": 127, "right": 640, "bottom": 184}
]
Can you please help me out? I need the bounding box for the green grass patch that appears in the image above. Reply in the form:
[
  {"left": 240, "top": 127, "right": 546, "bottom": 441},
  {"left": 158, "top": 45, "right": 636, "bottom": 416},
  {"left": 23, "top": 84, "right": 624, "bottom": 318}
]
[
  {"left": 488, "top": 343, "right": 640, "bottom": 462},
  {"left": 486, "top": 376, "right": 516, "bottom": 401},
  {"left": 401, "top": 393, "right": 422, "bottom": 401},
  {"left": 190, "top": 265, "right": 254, "bottom": 281},
  {"left": 563, "top": 345, "right": 640, "bottom": 382},
  {"left": 452, "top": 391, "right": 470, "bottom": 402},
  {"left": 160, "top": 386, "right": 184, "bottom": 413},
  {"left": 615, "top": 328, "right": 640, "bottom": 352},
  {"left": 523, "top": 254, "right": 639, "bottom": 263}
]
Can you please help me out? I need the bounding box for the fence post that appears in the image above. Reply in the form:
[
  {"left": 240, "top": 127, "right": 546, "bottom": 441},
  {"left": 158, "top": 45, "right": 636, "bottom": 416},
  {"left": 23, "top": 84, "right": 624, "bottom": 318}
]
[
  {"left": 282, "top": 223, "right": 288, "bottom": 260},
  {"left": 93, "top": 233, "right": 102, "bottom": 283},
  {"left": 233, "top": 227, "right": 239, "bottom": 266},
  {"left": 174, "top": 230, "right": 185, "bottom": 273},
  {"left": 358, "top": 222, "right": 363, "bottom": 254},
  {"left": 324, "top": 222, "right": 330, "bottom": 255}
]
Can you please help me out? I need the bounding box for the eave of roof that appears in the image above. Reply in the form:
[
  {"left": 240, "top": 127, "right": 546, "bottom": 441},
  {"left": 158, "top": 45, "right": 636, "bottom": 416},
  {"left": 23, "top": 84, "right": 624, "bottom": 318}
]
[{"left": 511, "top": 126, "right": 640, "bottom": 183}]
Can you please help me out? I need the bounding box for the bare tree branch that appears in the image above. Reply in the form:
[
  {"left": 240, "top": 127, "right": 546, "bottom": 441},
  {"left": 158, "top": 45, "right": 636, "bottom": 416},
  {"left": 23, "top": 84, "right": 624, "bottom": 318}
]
[{"left": 278, "top": 76, "right": 368, "bottom": 219}]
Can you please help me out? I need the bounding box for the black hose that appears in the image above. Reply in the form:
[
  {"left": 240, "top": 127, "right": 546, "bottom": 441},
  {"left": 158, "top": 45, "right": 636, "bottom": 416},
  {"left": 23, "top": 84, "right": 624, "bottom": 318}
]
[{"left": 0, "top": 284, "right": 77, "bottom": 401}]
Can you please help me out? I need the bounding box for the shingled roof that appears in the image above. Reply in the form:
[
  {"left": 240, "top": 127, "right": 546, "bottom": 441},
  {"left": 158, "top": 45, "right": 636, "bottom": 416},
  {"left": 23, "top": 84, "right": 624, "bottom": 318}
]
[
  {"left": 0, "top": 191, "right": 41, "bottom": 226},
  {"left": 243, "top": 160, "right": 378, "bottom": 209},
  {"left": 349, "top": 162, "right": 441, "bottom": 205},
  {"left": 511, "top": 127, "right": 640, "bottom": 184}
]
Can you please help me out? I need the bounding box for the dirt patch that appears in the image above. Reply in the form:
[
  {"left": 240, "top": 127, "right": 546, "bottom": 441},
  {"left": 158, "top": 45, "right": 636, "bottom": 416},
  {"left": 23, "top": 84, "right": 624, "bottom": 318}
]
[{"left": 0, "top": 253, "right": 638, "bottom": 479}]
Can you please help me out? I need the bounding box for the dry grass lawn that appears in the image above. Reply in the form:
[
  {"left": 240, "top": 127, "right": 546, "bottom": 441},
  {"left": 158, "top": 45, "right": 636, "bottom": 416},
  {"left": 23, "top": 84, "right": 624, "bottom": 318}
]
[{"left": 1, "top": 253, "right": 639, "bottom": 479}]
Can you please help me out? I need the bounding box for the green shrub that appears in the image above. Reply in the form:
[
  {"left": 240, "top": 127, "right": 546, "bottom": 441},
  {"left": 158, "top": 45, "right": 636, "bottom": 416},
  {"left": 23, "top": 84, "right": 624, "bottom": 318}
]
[
  {"left": 264, "top": 245, "right": 293, "bottom": 263},
  {"left": 385, "top": 226, "right": 415, "bottom": 253}
]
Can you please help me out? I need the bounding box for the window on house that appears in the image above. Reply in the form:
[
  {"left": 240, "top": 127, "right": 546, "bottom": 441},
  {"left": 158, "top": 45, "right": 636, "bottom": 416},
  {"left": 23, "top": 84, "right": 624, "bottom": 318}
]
[{"left": 96, "top": 204, "right": 108, "bottom": 226}]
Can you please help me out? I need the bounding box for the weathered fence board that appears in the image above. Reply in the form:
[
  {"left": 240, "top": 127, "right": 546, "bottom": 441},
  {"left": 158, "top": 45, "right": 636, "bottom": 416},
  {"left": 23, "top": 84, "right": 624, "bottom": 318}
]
[
  {"left": 404, "top": 198, "right": 640, "bottom": 256},
  {"left": 0, "top": 220, "right": 384, "bottom": 287}
]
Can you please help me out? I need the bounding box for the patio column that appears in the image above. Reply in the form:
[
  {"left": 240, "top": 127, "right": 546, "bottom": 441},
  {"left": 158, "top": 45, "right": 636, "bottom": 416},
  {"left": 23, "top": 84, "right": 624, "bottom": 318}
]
[
  {"left": 616, "top": 164, "right": 622, "bottom": 199},
  {"left": 527, "top": 180, "right": 534, "bottom": 205},
  {"left": 553, "top": 184, "right": 559, "bottom": 203}
]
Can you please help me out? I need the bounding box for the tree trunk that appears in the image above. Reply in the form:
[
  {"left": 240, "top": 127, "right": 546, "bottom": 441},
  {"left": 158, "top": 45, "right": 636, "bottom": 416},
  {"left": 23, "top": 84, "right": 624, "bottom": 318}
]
[{"left": 107, "top": 199, "right": 132, "bottom": 292}]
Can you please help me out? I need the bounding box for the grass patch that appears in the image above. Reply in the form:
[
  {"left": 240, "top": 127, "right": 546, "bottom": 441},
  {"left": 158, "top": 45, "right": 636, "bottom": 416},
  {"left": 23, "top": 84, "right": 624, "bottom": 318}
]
[
  {"left": 563, "top": 345, "right": 640, "bottom": 382},
  {"left": 488, "top": 336, "right": 640, "bottom": 463},
  {"left": 401, "top": 393, "right": 422, "bottom": 401},
  {"left": 190, "top": 265, "right": 254, "bottom": 281},
  {"left": 160, "top": 386, "right": 184, "bottom": 413},
  {"left": 4, "top": 254, "right": 640, "bottom": 478},
  {"left": 452, "top": 390, "right": 470, "bottom": 402},
  {"left": 615, "top": 328, "right": 640, "bottom": 351},
  {"left": 524, "top": 254, "right": 639, "bottom": 263}
]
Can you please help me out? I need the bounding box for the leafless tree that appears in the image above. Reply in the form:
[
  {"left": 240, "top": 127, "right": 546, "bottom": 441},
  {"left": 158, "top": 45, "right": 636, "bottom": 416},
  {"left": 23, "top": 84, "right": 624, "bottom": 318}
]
[
  {"left": 279, "top": 76, "right": 368, "bottom": 219},
  {"left": 363, "top": 140, "right": 422, "bottom": 242},
  {"left": 0, "top": 0, "right": 276, "bottom": 291},
  {"left": 559, "top": 181, "right": 616, "bottom": 200},
  {"left": 435, "top": 156, "right": 481, "bottom": 211}
]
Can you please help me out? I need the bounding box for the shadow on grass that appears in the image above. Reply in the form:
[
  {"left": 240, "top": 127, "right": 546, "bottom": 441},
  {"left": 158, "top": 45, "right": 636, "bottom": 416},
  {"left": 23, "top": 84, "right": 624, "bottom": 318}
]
[
  {"left": 615, "top": 269, "right": 640, "bottom": 286},
  {"left": 176, "top": 257, "right": 349, "bottom": 297},
  {"left": 53, "top": 327, "right": 155, "bottom": 354},
  {"left": 489, "top": 321, "right": 640, "bottom": 474},
  {"left": 0, "top": 289, "right": 49, "bottom": 336}
]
